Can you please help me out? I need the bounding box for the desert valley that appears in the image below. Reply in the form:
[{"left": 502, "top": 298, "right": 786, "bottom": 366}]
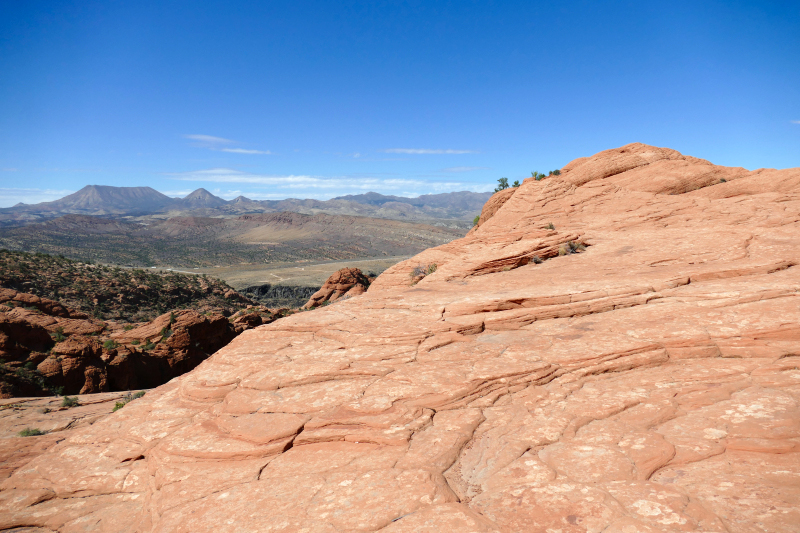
[{"left": 1, "top": 143, "right": 799, "bottom": 531}]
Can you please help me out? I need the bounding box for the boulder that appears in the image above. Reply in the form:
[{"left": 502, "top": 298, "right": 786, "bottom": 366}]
[{"left": 302, "top": 267, "right": 371, "bottom": 308}]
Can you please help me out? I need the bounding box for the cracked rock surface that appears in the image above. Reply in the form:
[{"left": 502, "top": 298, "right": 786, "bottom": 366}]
[{"left": 1, "top": 143, "right": 799, "bottom": 532}]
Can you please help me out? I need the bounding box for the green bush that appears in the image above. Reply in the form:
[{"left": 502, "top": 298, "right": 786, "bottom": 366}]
[
  {"left": 473, "top": 215, "right": 480, "bottom": 227},
  {"left": 103, "top": 339, "right": 118, "bottom": 350},
  {"left": 531, "top": 171, "right": 546, "bottom": 181},
  {"left": 512, "top": 180, "right": 520, "bottom": 187},
  {"left": 51, "top": 327, "right": 66, "bottom": 342},
  {"left": 546, "top": 223, "right": 555, "bottom": 230},
  {"left": 494, "top": 177, "right": 509, "bottom": 192},
  {"left": 18, "top": 428, "right": 45, "bottom": 437},
  {"left": 113, "top": 391, "right": 146, "bottom": 412},
  {"left": 61, "top": 396, "right": 79, "bottom": 408},
  {"left": 142, "top": 342, "right": 156, "bottom": 351}
]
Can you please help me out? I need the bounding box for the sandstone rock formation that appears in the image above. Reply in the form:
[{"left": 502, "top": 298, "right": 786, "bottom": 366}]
[
  {"left": 302, "top": 267, "right": 371, "bottom": 309},
  {"left": 2, "top": 143, "right": 799, "bottom": 532},
  {"left": 0, "top": 288, "right": 283, "bottom": 397}
]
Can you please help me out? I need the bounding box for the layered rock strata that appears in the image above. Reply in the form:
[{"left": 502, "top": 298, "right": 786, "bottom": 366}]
[{"left": 1, "top": 143, "right": 799, "bottom": 532}]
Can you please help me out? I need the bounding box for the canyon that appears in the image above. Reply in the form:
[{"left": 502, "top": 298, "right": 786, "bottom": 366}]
[{"left": 1, "top": 143, "right": 799, "bottom": 532}]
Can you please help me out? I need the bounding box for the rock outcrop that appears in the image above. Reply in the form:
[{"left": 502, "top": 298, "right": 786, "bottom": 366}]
[
  {"left": 2, "top": 143, "right": 800, "bottom": 532},
  {"left": 0, "top": 290, "right": 283, "bottom": 397},
  {"left": 302, "top": 267, "right": 371, "bottom": 309}
]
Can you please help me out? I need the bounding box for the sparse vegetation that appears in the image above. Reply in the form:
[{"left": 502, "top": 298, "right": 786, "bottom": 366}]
[
  {"left": 61, "top": 396, "right": 79, "bottom": 408},
  {"left": 532, "top": 169, "right": 561, "bottom": 180},
  {"left": 409, "top": 263, "right": 438, "bottom": 284},
  {"left": 559, "top": 241, "right": 587, "bottom": 257},
  {"left": 0, "top": 250, "right": 252, "bottom": 322},
  {"left": 546, "top": 223, "right": 555, "bottom": 230},
  {"left": 18, "top": 427, "right": 45, "bottom": 437},
  {"left": 494, "top": 178, "right": 510, "bottom": 192},
  {"left": 112, "top": 390, "right": 146, "bottom": 412},
  {"left": 473, "top": 215, "right": 480, "bottom": 226},
  {"left": 103, "top": 339, "right": 118, "bottom": 350},
  {"left": 51, "top": 327, "right": 66, "bottom": 342}
]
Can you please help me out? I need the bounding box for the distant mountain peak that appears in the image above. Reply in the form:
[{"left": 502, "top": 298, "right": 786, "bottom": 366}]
[{"left": 180, "top": 188, "right": 227, "bottom": 208}]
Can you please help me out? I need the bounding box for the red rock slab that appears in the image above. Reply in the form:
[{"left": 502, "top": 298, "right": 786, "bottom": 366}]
[{"left": 0, "top": 391, "right": 147, "bottom": 482}]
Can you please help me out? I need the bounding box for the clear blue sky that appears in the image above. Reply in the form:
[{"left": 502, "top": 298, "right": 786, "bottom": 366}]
[{"left": 1, "top": 0, "right": 798, "bottom": 206}]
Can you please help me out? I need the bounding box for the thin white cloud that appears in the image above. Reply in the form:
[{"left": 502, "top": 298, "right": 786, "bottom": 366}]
[
  {"left": 792, "top": 120, "right": 800, "bottom": 124},
  {"left": 221, "top": 148, "right": 272, "bottom": 155},
  {"left": 163, "top": 168, "right": 489, "bottom": 197},
  {"left": 183, "top": 134, "right": 271, "bottom": 154},
  {"left": 2, "top": 168, "right": 18, "bottom": 172},
  {"left": 0, "top": 188, "right": 74, "bottom": 208},
  {"left": 440, "top": 166, "right": 489, "bottom": 172},
  {"left": 382, "top": 148, "right": 478, "bottom": 154},
  {"left": 183, "top": 134, "right": 235, "bottom": 146}
]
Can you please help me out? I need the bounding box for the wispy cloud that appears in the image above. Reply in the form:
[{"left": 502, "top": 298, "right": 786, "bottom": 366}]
[
  {"left": 792, "top": 120, "right": 800, "bottom": 124},
  {"left": 183, "top": 134, "right": 235, "bottom": 147},
  {"left": 440, "top": 166, "right": 489, "bottom": 172},
  {"left": 221, "top": 148, "right": 273, "bottom": 155},
  {"left": 2, "top": 168, "right": 17, "bottom": 172},
  {"left": 164, "top": 168, "right": 491, "bottom": 198},
  {"left": 183, "top": 134, "right": 271, "bottom": 155},
  {"left": 382, "top": 148, "right": 478, "bottom": 155}
]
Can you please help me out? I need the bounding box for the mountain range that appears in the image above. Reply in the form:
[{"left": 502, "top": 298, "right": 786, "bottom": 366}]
[{"left": 1, "top": 186, "right": 492, "bottom": 227}]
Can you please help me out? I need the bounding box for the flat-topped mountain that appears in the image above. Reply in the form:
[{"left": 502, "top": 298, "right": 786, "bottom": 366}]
[
  {"left": 3, "top": 143, "right": 799, "bottom": 531},
  {"left": 12, "top": 185, "right": 176, "bottom": 216}
]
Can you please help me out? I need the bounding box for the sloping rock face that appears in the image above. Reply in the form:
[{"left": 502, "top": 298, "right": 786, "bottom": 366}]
[
  {"left": 302, "top": 267, "right": 371, "bottom": 309},
  {"left": 2, "top": 143, "right": 800, "bottom": 532},
  {"left": 0, "top": 391, "right": 147, "bottom": 482}
]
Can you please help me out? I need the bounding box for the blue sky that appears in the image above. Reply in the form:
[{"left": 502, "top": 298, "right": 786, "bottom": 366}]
[{"left": 0, "top": 0, "right": 798, "bottom": 206}]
